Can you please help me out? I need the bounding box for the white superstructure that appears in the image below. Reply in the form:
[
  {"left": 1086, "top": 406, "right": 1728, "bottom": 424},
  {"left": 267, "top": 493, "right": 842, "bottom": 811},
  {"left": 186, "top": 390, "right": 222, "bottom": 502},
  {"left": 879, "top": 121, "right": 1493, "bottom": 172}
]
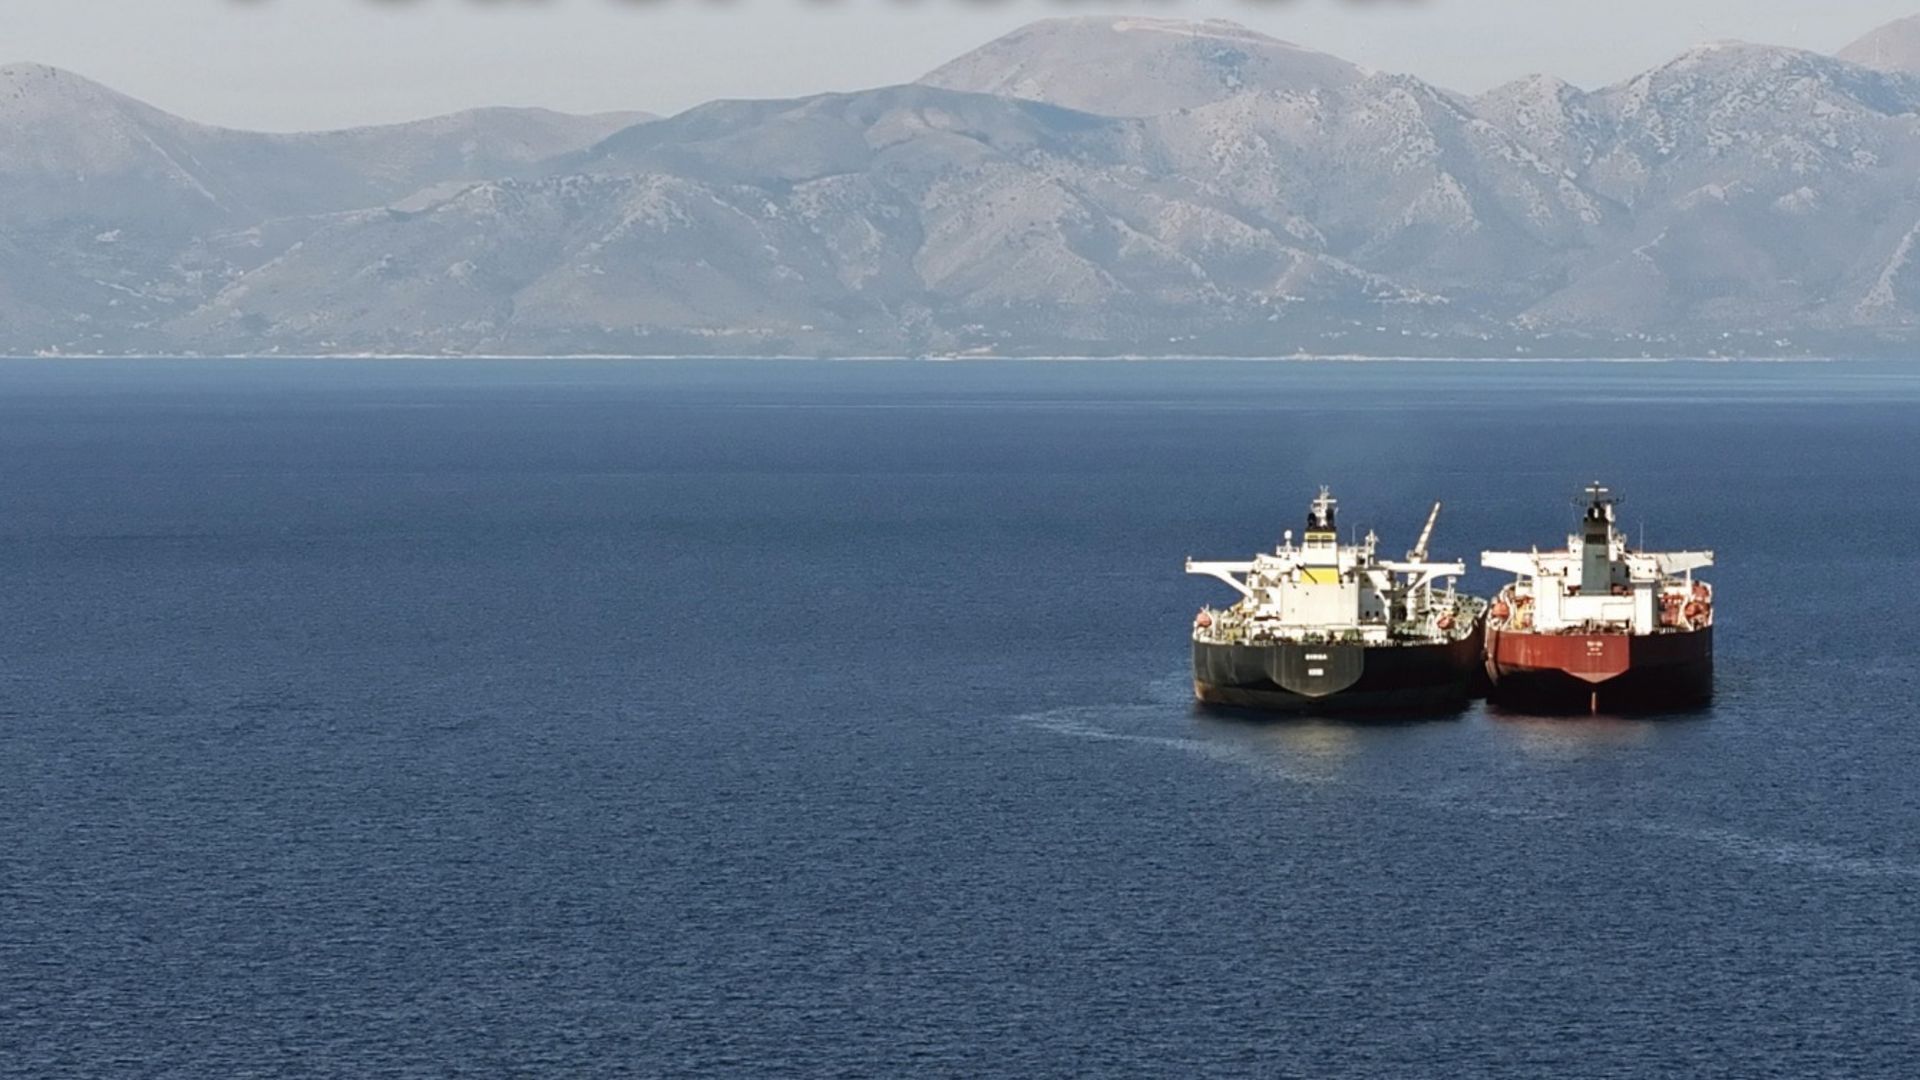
[
  {"left": 1482, "top": 484, "right": 1713, "bottom": 636},
  {"left": 1187, "top": 488, "right": 1472, "bottom": 646}
]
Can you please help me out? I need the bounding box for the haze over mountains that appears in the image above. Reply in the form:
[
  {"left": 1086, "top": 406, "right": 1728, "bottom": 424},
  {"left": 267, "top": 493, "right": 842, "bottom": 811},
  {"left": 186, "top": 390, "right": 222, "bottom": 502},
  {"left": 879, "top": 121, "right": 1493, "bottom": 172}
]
[{"left": 10, "top": 14, "right": 1920, "bottom": 356}]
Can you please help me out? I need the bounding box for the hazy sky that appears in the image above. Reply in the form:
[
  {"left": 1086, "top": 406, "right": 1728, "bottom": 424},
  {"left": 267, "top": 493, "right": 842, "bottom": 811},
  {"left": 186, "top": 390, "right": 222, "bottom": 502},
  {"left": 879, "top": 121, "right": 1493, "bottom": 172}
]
[{"left": 7, "top": 1, "right": 1918, "bottom": 131}]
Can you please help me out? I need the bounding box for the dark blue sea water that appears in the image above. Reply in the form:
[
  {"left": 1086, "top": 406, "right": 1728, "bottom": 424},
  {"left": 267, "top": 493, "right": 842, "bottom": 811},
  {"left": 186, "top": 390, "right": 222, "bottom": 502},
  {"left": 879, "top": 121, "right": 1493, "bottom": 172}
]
[{"left": 2, "top": 359, "right": 1918, "bottom": 1077}]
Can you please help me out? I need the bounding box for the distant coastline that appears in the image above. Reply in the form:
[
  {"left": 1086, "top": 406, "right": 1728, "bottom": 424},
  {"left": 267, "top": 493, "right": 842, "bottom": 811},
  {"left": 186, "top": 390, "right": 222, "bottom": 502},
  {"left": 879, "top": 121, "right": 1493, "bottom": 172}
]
[{"left": 0, "top": 353, "right": 1872, "bottom": 364}]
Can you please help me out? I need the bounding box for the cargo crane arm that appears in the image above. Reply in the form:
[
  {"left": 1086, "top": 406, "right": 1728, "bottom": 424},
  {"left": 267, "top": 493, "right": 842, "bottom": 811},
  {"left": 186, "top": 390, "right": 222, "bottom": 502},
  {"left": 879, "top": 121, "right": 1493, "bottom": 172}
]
[
  {"left": 1482, "top": 551, "right": 1544, "bottom": 577},
  {"left": 1407, "top": 501, "right": 1442, "bottom": 562},
  {"left": 1185, "top": 559, "right": 1256, "bottom": 600},
  {"left": 1653, "top": 551, "right": 1714, "bottom": 574},
  {"left": 1377, "top": 559, "right": 1466, "bottom": 592}
]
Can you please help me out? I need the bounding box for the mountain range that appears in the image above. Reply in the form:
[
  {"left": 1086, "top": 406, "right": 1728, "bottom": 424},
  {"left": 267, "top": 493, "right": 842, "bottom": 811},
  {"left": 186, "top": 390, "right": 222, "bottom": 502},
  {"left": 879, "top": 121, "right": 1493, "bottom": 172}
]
[{"left": 9, "top": 14, "right": 1920, "bottom": 357}]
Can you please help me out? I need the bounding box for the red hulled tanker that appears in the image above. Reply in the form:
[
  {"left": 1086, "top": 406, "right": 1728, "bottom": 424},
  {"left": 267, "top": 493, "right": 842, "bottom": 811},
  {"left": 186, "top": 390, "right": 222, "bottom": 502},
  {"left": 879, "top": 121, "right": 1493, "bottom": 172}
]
[{"left": 1481, "top": 485, "right": 1714, "bottom": 712}]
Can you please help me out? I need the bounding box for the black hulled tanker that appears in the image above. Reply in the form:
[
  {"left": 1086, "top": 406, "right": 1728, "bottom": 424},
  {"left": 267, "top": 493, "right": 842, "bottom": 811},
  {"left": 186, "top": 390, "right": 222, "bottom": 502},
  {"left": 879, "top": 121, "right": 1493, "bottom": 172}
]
[{"left": 1188, "top": 489, "right": 1486, "bottom": 715}]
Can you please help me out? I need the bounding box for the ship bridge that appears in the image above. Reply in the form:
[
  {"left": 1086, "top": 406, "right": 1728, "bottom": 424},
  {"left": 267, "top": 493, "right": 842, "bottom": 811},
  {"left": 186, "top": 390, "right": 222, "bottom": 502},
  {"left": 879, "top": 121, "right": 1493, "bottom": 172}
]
[
  {"left": 1188, "top": 489, "right": 1467, "bottom": 645},
  {"left": 1482, "top": 484, "right": 1713, "bottom": 635}
]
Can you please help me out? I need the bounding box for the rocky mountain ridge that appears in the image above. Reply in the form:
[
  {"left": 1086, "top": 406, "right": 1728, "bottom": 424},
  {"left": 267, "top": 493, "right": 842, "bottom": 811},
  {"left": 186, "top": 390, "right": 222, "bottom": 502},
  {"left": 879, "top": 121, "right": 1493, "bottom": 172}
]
[{"left": 9, "top": 14, "right": 1920, "bottom": 356}]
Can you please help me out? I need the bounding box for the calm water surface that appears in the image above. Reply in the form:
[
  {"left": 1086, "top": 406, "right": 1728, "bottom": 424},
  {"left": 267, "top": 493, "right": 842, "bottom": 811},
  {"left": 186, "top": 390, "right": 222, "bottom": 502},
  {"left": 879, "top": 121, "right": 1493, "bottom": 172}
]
[{"left": 2, "top": 360, "right": 1918, "bottom": 1077}]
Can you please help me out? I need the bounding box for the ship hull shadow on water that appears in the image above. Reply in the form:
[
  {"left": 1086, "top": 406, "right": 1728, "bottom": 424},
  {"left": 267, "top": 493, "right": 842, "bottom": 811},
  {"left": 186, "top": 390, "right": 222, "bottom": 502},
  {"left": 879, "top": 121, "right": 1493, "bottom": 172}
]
[{"left": 1193, "top": 621, "right": 1485, "bottom": 718}]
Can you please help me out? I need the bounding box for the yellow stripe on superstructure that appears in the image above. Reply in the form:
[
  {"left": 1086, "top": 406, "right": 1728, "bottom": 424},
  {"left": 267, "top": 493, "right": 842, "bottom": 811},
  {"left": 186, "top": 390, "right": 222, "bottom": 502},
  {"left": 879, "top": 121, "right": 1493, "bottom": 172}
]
[{"left": 1301, "top": 531, "right": 1340, "bottom": 584}]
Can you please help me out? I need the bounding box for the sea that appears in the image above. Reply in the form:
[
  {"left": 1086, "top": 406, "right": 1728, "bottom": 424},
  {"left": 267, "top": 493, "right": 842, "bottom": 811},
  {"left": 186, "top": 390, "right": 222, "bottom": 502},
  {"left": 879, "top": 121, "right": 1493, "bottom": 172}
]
[{"left": 2, "top": 358, "right": 1917, "bottom": 1077}]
